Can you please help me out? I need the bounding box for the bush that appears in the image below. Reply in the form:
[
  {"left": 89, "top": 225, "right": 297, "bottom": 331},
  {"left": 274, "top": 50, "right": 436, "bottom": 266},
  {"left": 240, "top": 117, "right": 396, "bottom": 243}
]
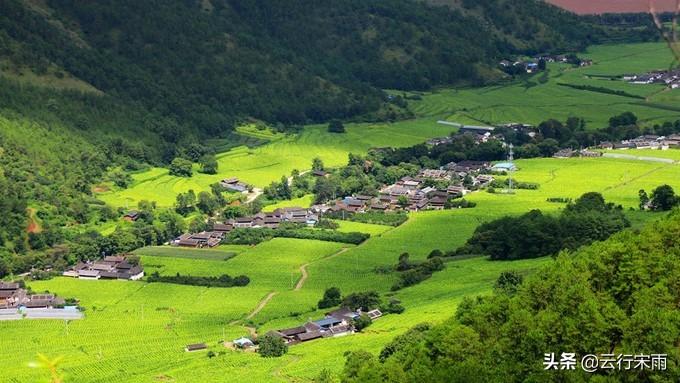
[
  {"left": 328, "top": 119, "right": 346, "bottom": 133},
  {"left": 318, "top": 287, "right": 342, "bottom": 309},
  {"left": 169, "top": 157, "right": 193, "bottom": 177},
  {"left": 352, "top": 314, "right": 373, "bottom": 332},
  {"left": 147, "top": 271, "right": 249, "bottom": 288},
  {"left": 259, "top": 334, "right": 288, "bottom": 358},
  {"left": 342, "top": 291, "right": 381, "bottom": 311},
  {"left": 427, "top": 249, "right": 443, "bottom": 259}
]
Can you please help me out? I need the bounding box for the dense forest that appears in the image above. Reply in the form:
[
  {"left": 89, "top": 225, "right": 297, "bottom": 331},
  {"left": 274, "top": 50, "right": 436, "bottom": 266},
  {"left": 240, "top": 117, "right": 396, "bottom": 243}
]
[{"left": 340, "top": 210, "right": 680, "bottom": 383}]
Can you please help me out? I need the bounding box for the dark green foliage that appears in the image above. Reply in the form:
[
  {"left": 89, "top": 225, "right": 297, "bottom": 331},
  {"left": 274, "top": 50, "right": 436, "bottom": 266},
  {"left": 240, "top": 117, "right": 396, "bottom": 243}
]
[
  {"left": 169, "top": 158, "right": 193, "bottom": 177},
  {"left": 493, "top": 271, "right": 523, "bottom": 295},
  {"left": 352, "top": 314, "right": 373, "bottom": 332},
  {"left": 198, "top": 155, "right": 218, "bottom": 175},
  {"left": 224, "top": 227, "right": 369, "bottom": 245},
  {"left": 391, "top": 256, "right": 445, "bottom": 291},
  {"left": 258, "top": 334, "right": 288, "bottom": 358},
  {"left": 318, "top": 287, "right": 342, "bottom": 309},
  {"left": 147, "top": 271, "right": 249, "bottom": 287},
  {"left": 315, "top": 219, "right": 339, "bottom": 230},
  {"left": 445, "top": 198, "right": 476, "bottom": 209},
  {"left": 427, "top": 249, "right": 443, "bottom": 259},
  {"left": 456, "top": 192, "right": 629, "bottom": 260},
  {"left": 383, "top": 298, "right": 405, "bottom": 314},
  {"left": 649, "top": 185, "right": 679, "bottom": 211},
  {"left": 328, "top": 119, "right": 346, "bottom": 133},
  {"left": 557, "top": 83, "right": 645, "bottom": 99},
  {"left": 341, "top": 211, "right": 680, "bottom": 383},
  {"left": 342, "top": 291, "right": 381, "bottom": 312}
]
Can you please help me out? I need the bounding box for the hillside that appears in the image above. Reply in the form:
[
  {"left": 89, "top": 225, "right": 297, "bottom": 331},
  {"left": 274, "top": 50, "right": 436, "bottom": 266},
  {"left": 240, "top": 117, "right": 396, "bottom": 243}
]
[{"left": 340, "top": 209, "right": 680, "bottom": 382}]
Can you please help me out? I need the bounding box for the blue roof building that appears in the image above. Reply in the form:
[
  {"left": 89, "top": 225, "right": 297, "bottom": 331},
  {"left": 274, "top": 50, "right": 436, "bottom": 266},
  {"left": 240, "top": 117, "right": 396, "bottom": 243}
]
[{"left": 492, "top": 162, "right": 517, "bottom": 172}]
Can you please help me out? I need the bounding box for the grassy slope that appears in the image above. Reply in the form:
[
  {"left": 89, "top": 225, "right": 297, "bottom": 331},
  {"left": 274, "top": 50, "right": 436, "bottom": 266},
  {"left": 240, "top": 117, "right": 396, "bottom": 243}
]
[
  {"left": 4, "top": 155, "right": 679, "bottom": 382},
  {"left": 412, "top": 42, "right": 680, "bottom": 128}
]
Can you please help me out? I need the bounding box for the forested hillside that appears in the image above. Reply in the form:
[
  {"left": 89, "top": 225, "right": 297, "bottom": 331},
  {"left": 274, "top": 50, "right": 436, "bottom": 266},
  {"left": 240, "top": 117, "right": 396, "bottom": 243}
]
[{"left": 341, "top": 209, "right": 680, "bottom": 382}]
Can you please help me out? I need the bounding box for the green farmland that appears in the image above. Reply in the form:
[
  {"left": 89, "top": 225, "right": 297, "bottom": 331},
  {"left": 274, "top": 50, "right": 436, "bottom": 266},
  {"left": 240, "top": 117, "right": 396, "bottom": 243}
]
[{"left": 4, "top": 152, "right": 680, "bottom": 382}]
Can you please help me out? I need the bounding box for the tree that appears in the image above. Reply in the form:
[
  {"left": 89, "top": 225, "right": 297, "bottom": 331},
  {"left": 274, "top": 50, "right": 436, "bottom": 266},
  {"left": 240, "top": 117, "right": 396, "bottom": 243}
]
[
  {"left": 427, "top": 249, "right": 443, "bottom": 259},
  {"left": 175, "top": 190, "right": 196, "bottom": 216},
  {"left": 197, "top": 192, "right": 218, "bottom": 215},
  {"left": 198, "top": 154, "right": 218, "bottom": 174},
  {"left": 258, "top": 334, "right": 288, "bottom": 357},
  {"left": 639, "top": 189, "right": 650, "bottom": 210},
  {"left": 352, "top": 314, "right": 373, "bottom": 332},
  {"left": 397, "top": 195, "right": 409, "bottom": 209},
  {"left": 318, "top": 287, "right": 342, "bottom": 309},
  {"left": 494, "top": 271, "right": 523, "bottom": 294},
  {"left": 650, "top": 184, "right": 679, "bottom": 211},
  {"left": 109, "top": 169, "right": 132, "bottom": 188},
  {"left": 342, "top": 291, "right": 381, "bottom": 311},
  {"left": 312, "top": 157, "right": 324, "bottom": 171},
  {"left": 169, "top": 158, "right": 193, "bottom": 177},
  {"left": 328, "top": 119, "right": 346, "bottom": 133}
]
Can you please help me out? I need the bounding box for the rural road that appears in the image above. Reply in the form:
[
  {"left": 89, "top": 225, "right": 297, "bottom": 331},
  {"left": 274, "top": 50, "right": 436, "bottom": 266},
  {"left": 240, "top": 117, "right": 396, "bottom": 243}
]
[{"left": 245, "top": 187, "right": 263, "bottom": 203}]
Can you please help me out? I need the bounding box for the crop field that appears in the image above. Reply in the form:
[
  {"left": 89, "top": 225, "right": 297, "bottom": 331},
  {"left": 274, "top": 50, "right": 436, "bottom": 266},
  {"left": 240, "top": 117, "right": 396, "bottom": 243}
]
[
  {"left": 133, "top": 246, "right": 238, "bottom": 261},
  {"left": 4, "top": 154, "right": 680, "bottom": 382},
  {"left": 411, "top": 43, "right": 680, "bottom": 128},
  {"left": 97, "top": 118, "right": 453, "bottom": 207}
]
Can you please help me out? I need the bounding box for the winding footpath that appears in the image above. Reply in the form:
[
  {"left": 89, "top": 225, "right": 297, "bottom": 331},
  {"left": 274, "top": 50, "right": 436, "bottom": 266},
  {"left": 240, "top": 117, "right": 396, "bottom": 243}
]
[{"left": 294, "top": 247, "right": 350, "bottom": 291}]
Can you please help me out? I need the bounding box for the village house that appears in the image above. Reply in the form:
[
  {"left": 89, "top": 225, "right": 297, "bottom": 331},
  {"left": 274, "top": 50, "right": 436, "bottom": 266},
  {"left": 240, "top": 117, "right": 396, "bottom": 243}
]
[
  {"left": 63, "top": 255, "right": 145, "bottom": 280},
  {"left": 220, "top": 177, "right": 250, "bottom": 193},
  {"left": 122, "top": 211, "right": 140, "bottom": 222},
  {"left": 267, "top": 307, "right": 365, "bottom": 345},
  {"left": 0, "top": 282, "right": 66, "bottom": 309}
]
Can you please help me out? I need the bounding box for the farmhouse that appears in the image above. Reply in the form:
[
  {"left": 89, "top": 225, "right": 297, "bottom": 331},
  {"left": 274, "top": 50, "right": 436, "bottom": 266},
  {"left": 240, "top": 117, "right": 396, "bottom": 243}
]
[
  {"left": 270, "top": 307, "right": 365, "bottom": 345},
  {"left": 63, "top": 255, "right": 144, "bottom": 280},
  {"left": 232, "top": 337, "right": 255, "bottom": 349},
  {"left": 0, "top": 282, "right": 67, "bottom": 310},
  {"left": 220, "top": 177, "right": 250, "bottom": 193},
  {"left": 122, "top": 211, "right": 140, "bottom": 222}
]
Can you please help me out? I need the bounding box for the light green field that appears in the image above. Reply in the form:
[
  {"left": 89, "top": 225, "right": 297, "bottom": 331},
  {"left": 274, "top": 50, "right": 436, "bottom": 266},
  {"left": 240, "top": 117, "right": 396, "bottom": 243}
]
[
  {"left": 601, "top": 149, "right": 680, "bottom": 161},
  {"left": 332, "top": 220, "right": 394, "bottom": 237},
  {"left": 98, "top": 119, "right": 453, "bottom": 207},
  {"left": 133, "top": 246, "right": 238, "bottom": 261},
  {"left": 412, "top": 42, "right": 680, "bottom": 128},
  {"left": 7, "top": 156, "right": 680, "bottom": 382},
  {"left": 265, "top": 194, "right": 315, "bottom": 211}
]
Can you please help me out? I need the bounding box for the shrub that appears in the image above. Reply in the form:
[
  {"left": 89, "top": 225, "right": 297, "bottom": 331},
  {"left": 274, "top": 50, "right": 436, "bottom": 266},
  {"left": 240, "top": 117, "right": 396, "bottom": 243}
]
[
  {"left": 259, "top": 334, "right": 288, "bottom": 358},
  {"left": 318, "top": 287, "right": 342, "bottom": 309},
  {"left": 169, "top": 157, "right": 193, "bottom": 177},
  {"left": 352, "top": 314, "right": 373, "bottom": 332}
]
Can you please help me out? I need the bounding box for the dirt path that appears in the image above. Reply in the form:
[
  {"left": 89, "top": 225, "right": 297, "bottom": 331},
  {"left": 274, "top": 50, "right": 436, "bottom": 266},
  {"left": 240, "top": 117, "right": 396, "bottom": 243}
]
[
  {"left": 246, "top": 292, "right": 277, "bottom": 320},
  {"left": 245, "top": 187, "right": 263, "bottom": 203},
  {"left": 294, "top": 247, "right": 350, "bottom": 291}
]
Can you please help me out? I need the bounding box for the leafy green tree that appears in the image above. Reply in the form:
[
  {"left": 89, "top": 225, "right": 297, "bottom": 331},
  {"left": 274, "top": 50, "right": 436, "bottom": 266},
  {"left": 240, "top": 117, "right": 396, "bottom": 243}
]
[
  {"left": 352, "top": 314, "right": 373, "bottom": 332},
  {"left": 258, "top": 334, "right": 287, "bottom": 358},
  {"left": 109, "top": 169, "right": 133, "bottom": 188},
  {"left": 169, "top": 157, "right": 193, "bottom": 177},
  {"left": 197, "top": 192, "right": 218, "bottom": 215},
  {"left": 175, "top": 190, "right": 196, "bottom": 216},
  {"left": 493, "top": 271, "right": 523, "bottom": 294},
  {"left": 342, "top": 291, "right": 381, "bottom": 311},
  {"left": 198, "top": 154, "right": 218, "bottom": 174},
  {"left": 328, "top": 119, "right": 345, "bottom": 133},
  {"left": 318, "top": 287, "right": 342, "bottom": 309},
  {"left": 397, "top": 195, "right": 409, "bottom": 209},
  {"left": 312, "top": 157, "right": 325, "bottom": 171},
  {"left": 650, "top": 184, "right": 679, "bottom": 211},
  {"left": 639, "top": 189, "right": 650, "bottom": 210}
]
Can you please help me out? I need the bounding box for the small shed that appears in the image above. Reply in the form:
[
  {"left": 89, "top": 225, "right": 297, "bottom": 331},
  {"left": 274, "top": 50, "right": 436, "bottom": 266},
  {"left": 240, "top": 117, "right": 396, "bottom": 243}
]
[
  {"left": 233, "top": 337, "right": 254, "bottom": 349},
  {"left": 185, "top": 343, "right": 208, "bottom": 352}
]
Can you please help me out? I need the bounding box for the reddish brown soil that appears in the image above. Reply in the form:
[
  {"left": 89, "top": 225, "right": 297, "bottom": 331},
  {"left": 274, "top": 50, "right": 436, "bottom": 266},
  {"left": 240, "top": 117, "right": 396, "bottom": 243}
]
[{"left": 547, "top": 0, "right": 676, "bottom": 14}]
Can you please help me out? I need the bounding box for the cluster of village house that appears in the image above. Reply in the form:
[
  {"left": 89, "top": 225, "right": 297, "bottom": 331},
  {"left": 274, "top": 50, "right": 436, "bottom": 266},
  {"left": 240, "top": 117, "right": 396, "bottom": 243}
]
[
  {"left": 0, "top": 282, "right": 66, "bottom": 309},
  {"left": 62, "top": 255, "right": 144, "bottom": 280},
  {"left": 624, "top": 69, "right": 680, "bottom": 90},
  {"left": 185, "top": 307, "right": 383, "bottom": 352},
  {"left": 598, "top": 134, "right": 680, "bottom": 151},
  {"left": 499, "top": 54, "right": 592, "bottom": 73},
  {"left": 172, "top": 160, "right": 511, "bottom": 248}
]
